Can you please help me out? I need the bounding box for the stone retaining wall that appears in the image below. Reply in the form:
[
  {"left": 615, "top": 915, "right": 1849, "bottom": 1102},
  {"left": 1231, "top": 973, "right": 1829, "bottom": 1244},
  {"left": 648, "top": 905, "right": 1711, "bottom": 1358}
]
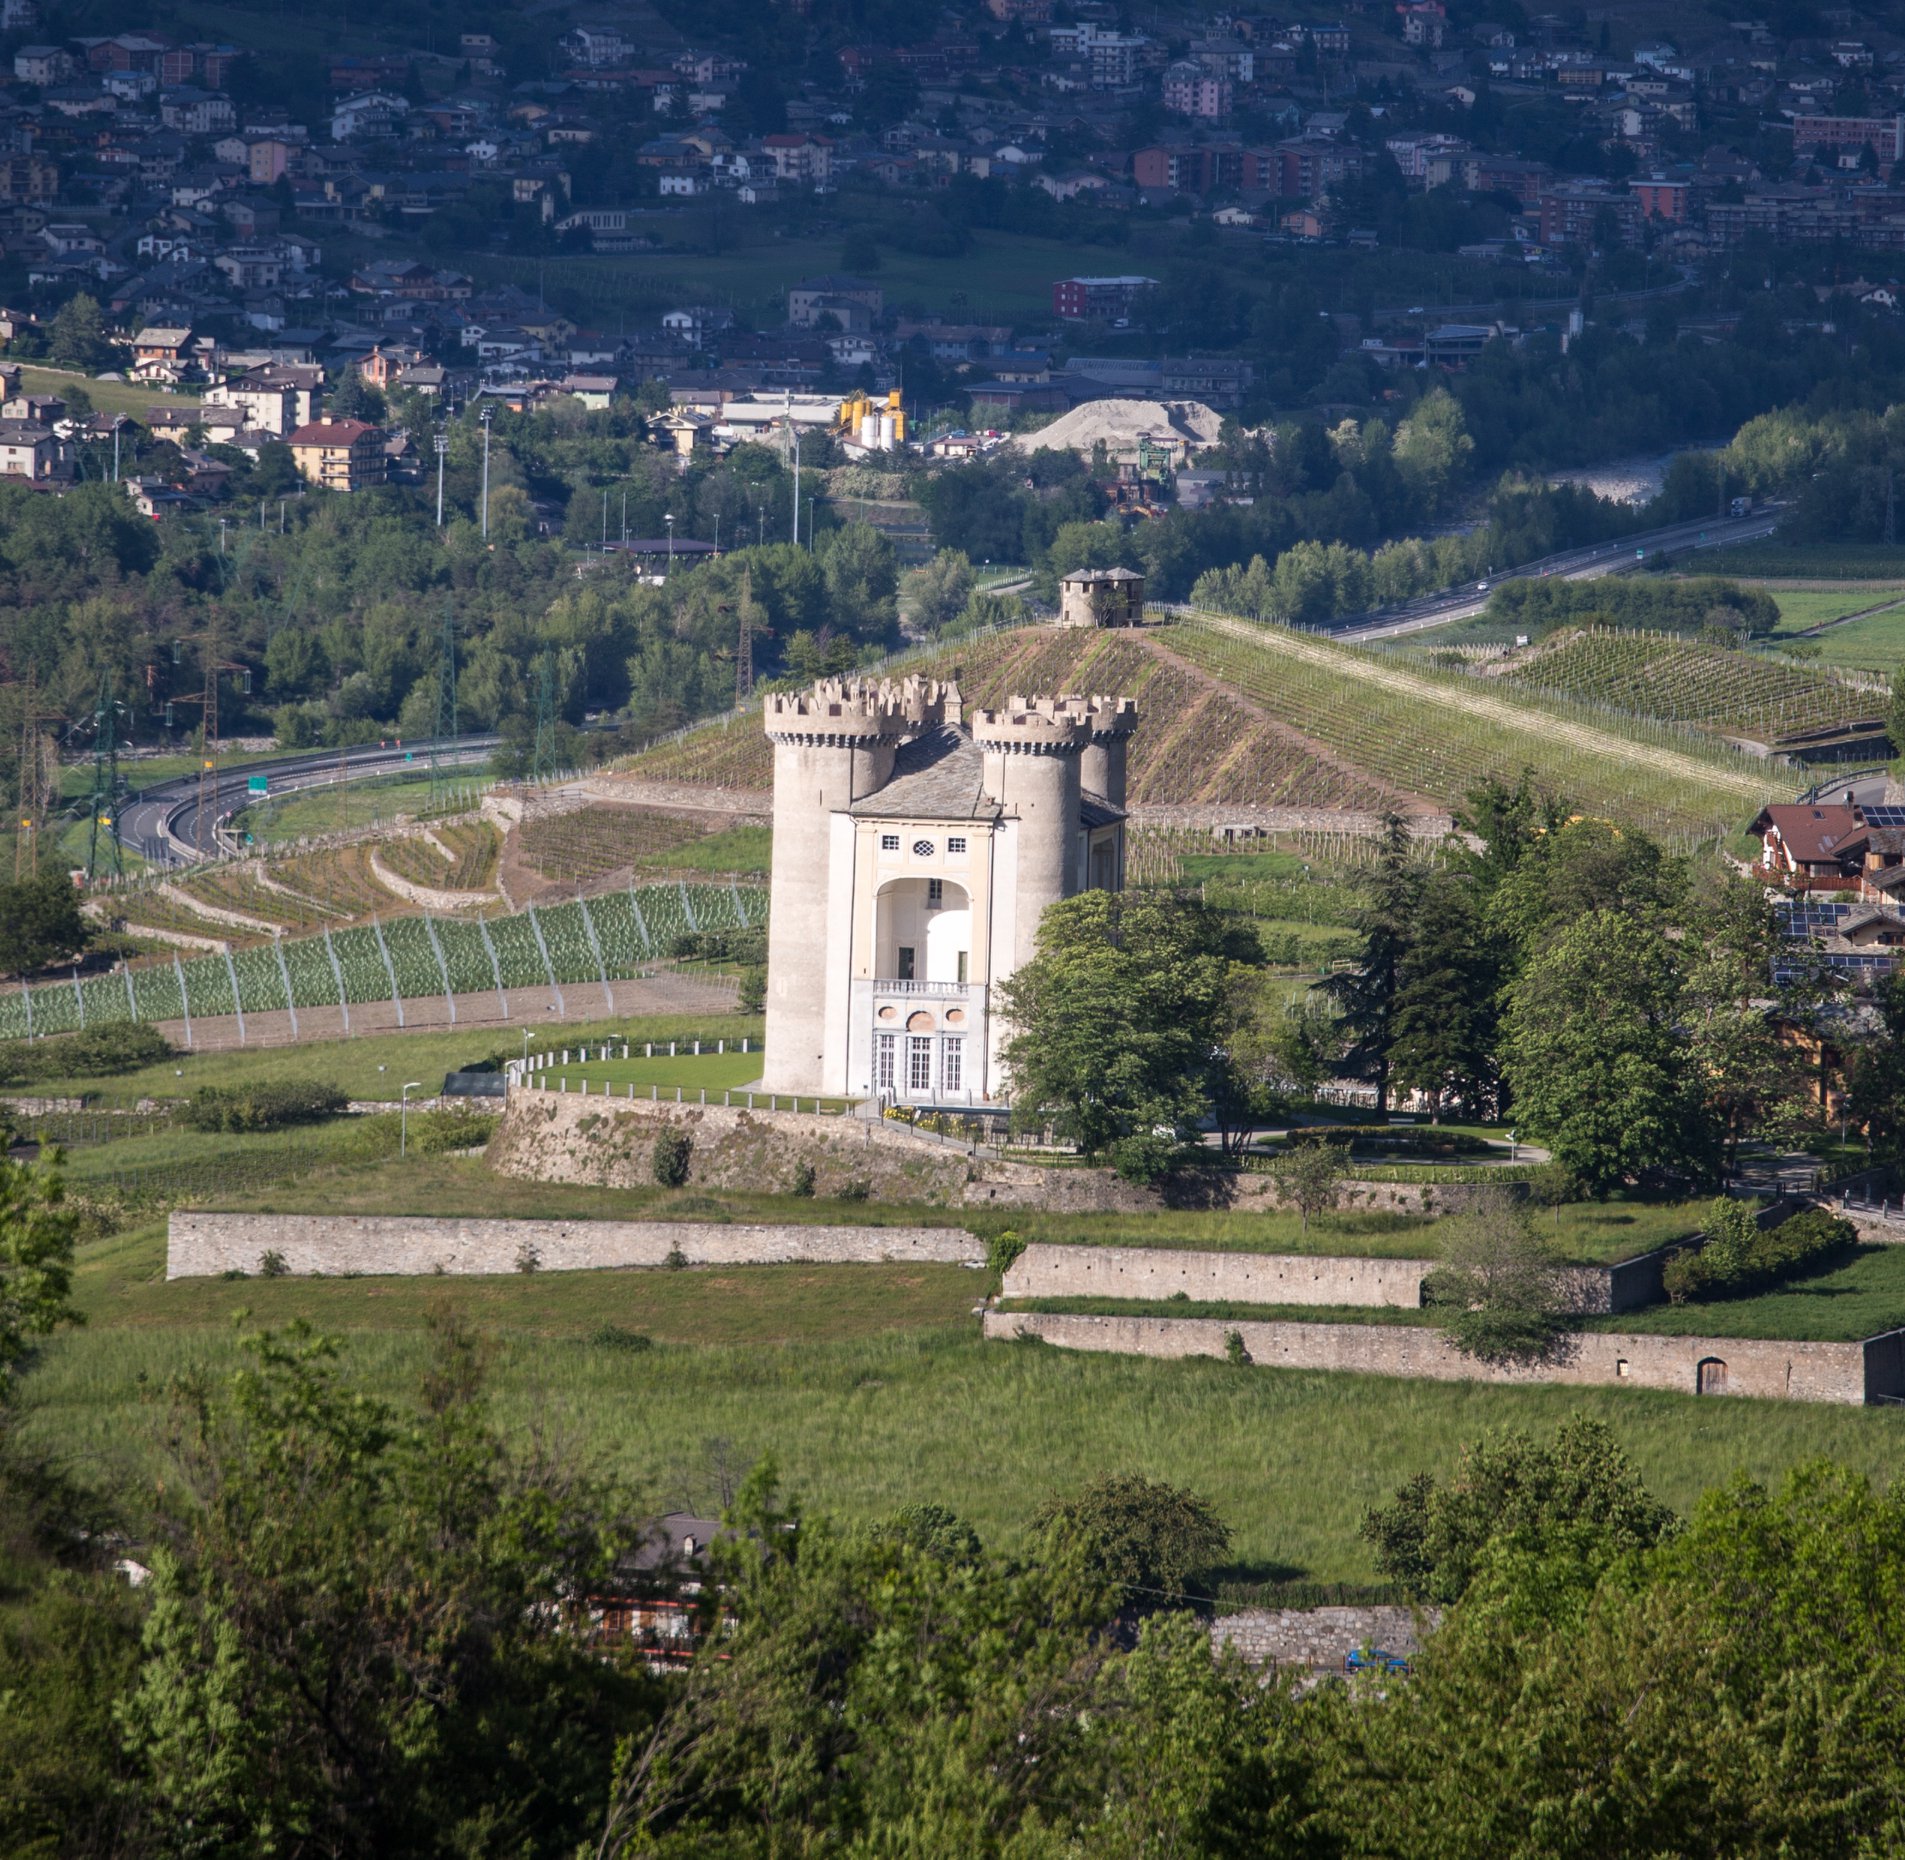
[
  {"left": 1213, "top": 1606, "right": 1432, "bottom": 1669},
  {"left": 985, "top": 1309, "right": 1905, "bottom": 1405},
  {"left": 1004, "top": 1243, "right": 1433, "bottom": 1308},
  {"left": 167, "top": 1211, "right": 983, "bottom": 1279},
  {"left": 1000, "top": 1242, "right": 1673, "bottom": 1315},
  {"left": 493, "top": 1090, "right": 1161, "bottom": 1211}
]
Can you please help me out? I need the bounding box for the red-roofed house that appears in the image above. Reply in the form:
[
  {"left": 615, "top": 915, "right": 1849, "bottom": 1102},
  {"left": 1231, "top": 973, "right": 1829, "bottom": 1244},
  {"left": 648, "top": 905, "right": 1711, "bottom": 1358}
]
[
  {"left": 286, "top": 418, "right": 385, "bottom": 492},
  {"left": 1753, "top": 803, "right": 1860, "bottom": 884}
]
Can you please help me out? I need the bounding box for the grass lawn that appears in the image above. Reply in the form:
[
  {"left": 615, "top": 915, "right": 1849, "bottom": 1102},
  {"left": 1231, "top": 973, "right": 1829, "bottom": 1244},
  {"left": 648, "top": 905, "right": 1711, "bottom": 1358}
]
[
  {"left": 215, "top": 1153, "right": 973, "bottom": 1230},
  {"left": 20, "top": 1223, "right": 1904, "bottom": 1580},
  {"left": 1771, "top": 607, "right": 1905, "bottom": 674},
  {"left": 1764, "top": 587, "right": 1905, "bottom": 635},
  {"left": 20, "top": 365, "right": 200, "bottom": 425},
  {"left": 538, "top": 1050, "right": 765, "bottom": 1095},
  {"left": 635, "top": 825, "right": 772, "bottom": 875},
  {"left": 1013, "top": 1199, "right": 1701, "bottom": 1267},
  {"left": 1589, "top": 1245, "right": 1905, "bottom": 1343},
  {"left": 25, "top": 1013, "right": 764, "bottom": 1106},
  {"left": 235, "top": 771, "right": 446, "bottom": 843}
]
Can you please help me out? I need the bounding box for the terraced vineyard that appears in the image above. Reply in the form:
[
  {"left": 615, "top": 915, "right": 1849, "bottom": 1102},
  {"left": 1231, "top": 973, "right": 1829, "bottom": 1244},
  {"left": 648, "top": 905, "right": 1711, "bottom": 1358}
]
[
  {"left": 0, "top": 881, "right": 767, "bottom": 1041},
  {"left": 622, "top": 626, "right": 1417, "bottom": 812},
  {"left": 519, "top": 806, "right": 725, "bottom": 885},
  {"left": 1500, "top": 630, "right": 1883, "bottom": 742},
  {"left": 1169, "top": 615, "right": 1781, "bottom": 839},
  {"left": 379, "top": 821, "right": 501, "bottom": 892}
]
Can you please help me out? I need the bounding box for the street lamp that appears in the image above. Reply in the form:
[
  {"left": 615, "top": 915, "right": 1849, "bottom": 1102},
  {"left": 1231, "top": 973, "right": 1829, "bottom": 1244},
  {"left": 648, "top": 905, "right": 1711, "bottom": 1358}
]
[
  {"left": 434, "top": 429, "right": 448, "bottom": 527},
  {"left": 401, "top": 1080, "right": 423, "bottom": 1155},
  {"left": 522, "top": 1029, "right": 536, "bottom": 1063},
  {"left": 664, "top": 511, "right": 674, "bottom": 578}
]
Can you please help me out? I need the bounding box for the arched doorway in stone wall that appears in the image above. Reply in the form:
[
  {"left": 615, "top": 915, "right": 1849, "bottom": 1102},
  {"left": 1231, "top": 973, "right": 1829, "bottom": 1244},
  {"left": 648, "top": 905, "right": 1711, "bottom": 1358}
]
[{"left": 1696, "top": 1356, "right": 1729, "bottom": 1395}]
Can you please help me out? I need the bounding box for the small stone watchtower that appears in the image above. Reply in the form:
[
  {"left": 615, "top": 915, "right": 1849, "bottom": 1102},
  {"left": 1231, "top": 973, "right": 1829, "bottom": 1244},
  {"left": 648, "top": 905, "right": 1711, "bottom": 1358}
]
[
  {"left": 1057, "top": 566, "right": 1146, "bottom": 628},
  {"left": 760, "top": 673, "right": 1136, "bottom": 1101}
]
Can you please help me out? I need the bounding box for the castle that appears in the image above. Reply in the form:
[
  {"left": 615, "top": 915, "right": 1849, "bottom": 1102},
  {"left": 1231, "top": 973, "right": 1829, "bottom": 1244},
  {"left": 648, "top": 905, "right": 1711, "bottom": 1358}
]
[{"left": 760, "top": 674, "right": 1137, "bottom": 1102}]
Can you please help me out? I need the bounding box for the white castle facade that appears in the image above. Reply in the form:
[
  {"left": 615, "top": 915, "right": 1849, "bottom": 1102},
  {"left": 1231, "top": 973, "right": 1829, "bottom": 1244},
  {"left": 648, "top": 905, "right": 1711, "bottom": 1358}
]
[{"left": 760, "top": 674, "right": 1136, "bottom": 1102}]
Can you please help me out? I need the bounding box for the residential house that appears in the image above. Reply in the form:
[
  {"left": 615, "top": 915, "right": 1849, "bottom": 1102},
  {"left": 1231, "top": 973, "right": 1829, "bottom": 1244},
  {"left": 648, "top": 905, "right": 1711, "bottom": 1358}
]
[
  {"left": 0, "top": 418, "right": 70, "bottom": 480},
  {"left": 14, "top": 45, "right": 72, "bottom": 84},
  {"left": 286, "top": 417, "right": 385, "bottom": 491},
  {"left": 788, "top": 275, "right": 883, "bottom": 328},
  {"left": 206, "top": 361, "right": 324, "bottom": 434},
  {"left": 331, "top": 91, "right": 409, "bottom": 143}
]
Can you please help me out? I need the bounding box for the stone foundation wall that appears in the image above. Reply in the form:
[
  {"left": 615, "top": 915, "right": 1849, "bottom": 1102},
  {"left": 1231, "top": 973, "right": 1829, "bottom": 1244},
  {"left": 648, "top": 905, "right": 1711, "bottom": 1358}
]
[
  {"left": 1213, "top": 1606, "right": 1433, "bottom": 1669},
  {"left": 491, "top": 1091, "right": 1162, "bottom": 1211},
  {"left": 1000, "top": 1243, "right": 1672, "bottom": 1315},
  {"left": 168, "top": 1211, "right": 983, "bottom": 1279},
  {"left": 985, "top": 1310, "right": 1903, "bottom": 1405},
  {"left": 1003, "top": 1243, "right": 1434, "bottom": 1308}
]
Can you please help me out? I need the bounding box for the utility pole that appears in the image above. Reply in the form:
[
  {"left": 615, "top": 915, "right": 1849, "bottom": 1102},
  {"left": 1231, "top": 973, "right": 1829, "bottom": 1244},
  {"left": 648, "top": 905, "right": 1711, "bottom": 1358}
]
[
  {"left": 783, "top": 388, "right": 798, "bottom": 545},
  {"left": 735, "top": 567, "right": 755, "bottom": 705},
  {"left": 430, "top": 603, "right": 457, "bottom": 808},
  {"left": 434, "top": 429, "right": 448, "bottom": 527},
  {"left": 85, "top": 675, "right": 127, "bottom": 881},
  {"left": 111, "top": 416, "right": 122, "bottom": 482},
  {"left": 664, "top": 510, "right": 674, "bottom": 578},
  {"left": 480, "top": 404, "right": 494, "bottom": 541}
]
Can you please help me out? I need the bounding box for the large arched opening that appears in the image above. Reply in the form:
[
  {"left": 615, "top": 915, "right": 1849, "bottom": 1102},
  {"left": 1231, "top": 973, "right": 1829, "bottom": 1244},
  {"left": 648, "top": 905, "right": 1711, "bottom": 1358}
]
[{"left": 874, "top": 877, "right": 972, "bottom": 986}]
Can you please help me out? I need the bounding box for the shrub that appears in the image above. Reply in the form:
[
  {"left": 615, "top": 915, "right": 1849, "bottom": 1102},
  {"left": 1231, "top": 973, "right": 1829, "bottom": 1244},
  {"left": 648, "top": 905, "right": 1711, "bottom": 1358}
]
[
  {"left": 1664, "top": 1203, "right": 1856, "bottom": 1303},
  {"left": 257, "top": 1249, "right": 289, "bottom": 1279},
  {"left": 985, "top": 1229, "right": 1026, "bottom": 1279},
  {"left": 790, "top": 1161, "right": 816, "bottom": 1198},
  {"left": 589, "top": 1323, "right": 653, "bottom": 1352},
  {"left": 738, "top": 966, "right": 767, "bottom": 1013},
  {"left": 514, "top": 1242, "right": 541, "bottom": 1274},
  {"left": 651, "top": 1129, "right": 693, "bottom": 1187},
  {"left": 1225, "top": 1329, "right": 1251, "bottom": 1366},
  {"left": 837, "top": 1178, "right": 871, "bottom": 1202},
  {"left": 663, "top": 1242, "right": 688, "bottom": 1270},
  {"left": 0, "top": 1022, "right": 173, "bottom": 1086},
  {"left": 183, "top": 1080, "right": 348, "bottom": 1133}
]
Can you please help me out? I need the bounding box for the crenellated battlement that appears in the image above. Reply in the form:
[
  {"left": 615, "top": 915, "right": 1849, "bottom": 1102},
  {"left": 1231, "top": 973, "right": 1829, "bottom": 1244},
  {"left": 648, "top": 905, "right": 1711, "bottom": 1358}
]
[
  {"left": 763, "top": 673, "right": 962, "bottom": 742},
  {"left": 970, "top": 692, "right": 1095, "bottom": 754},
  {"left": 1083, "top": 695, "right": 1138, "bottom": 738}
]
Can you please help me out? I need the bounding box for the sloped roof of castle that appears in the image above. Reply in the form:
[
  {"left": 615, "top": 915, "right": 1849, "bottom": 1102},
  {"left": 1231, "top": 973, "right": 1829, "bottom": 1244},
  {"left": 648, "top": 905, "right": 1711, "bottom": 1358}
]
[
  {"left": 848, "top": 726, "right": 1000, "bottom": 822},
  {"left": 844, "top": 723, "right": 1124, "bottom": 826}
]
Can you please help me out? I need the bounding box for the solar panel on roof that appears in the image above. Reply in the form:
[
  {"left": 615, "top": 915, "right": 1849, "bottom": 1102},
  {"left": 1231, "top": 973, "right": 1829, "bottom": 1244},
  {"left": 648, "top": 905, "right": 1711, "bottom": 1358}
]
[{"left": 1861, "top": 806, "right": 1905, "bottom": 828}]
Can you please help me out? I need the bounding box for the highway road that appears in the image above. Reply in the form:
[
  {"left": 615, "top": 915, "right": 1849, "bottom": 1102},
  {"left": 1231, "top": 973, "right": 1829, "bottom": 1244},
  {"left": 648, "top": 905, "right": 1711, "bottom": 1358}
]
[
  {"left": 1325, "top": 508, "right": 1782, "bottom": 643},
  {"left": 116, "top": 733, "right": 501, "bottom": 869}
]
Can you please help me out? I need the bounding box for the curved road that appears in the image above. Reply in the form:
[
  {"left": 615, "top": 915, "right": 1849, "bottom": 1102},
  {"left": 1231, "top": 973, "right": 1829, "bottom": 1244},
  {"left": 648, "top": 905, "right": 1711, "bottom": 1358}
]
[{"left": 117, "top": 733, "right": 501, "bottom": 868}]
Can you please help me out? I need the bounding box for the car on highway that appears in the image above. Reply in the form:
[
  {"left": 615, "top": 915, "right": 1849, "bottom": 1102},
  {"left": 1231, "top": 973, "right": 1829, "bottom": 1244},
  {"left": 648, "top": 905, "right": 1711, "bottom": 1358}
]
[{"left": 1476, "top": 580, "right": 1489, "bottom": 592}]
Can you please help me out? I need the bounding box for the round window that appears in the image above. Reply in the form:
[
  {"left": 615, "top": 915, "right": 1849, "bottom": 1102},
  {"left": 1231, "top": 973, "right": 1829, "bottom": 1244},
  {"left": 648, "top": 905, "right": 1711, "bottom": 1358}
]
[{"left": 912, "top": 839, "right": 935, "bottom": 857}]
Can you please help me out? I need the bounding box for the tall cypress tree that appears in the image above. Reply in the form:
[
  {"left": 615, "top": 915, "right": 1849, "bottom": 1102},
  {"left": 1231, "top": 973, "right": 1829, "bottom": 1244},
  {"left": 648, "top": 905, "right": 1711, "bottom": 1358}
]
[
  {"left": 1319, "top": 814, "right": 1420, "bottom": 1115},
  {"left": 1388, "top": 870, "right": 1503, "bottom": 1120}
]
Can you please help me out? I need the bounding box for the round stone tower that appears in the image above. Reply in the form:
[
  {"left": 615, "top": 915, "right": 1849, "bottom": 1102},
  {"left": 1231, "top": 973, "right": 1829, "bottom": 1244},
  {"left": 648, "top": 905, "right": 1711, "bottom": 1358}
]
[
  {"left": 1080, "top": 694, "right": 1138, "bottom": 809},
  {"left": 972, "top": 694, "right": 1093, "bottom": 972},
  {"left": 760, "top": 675, "right": 955, "bottom": 1091}
]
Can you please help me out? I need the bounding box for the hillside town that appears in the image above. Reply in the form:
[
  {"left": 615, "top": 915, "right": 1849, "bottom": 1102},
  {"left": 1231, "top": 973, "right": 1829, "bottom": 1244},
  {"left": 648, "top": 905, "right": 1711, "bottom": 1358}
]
[{"left": 0, "top": 0, "right": 1903, "bottom": 503}]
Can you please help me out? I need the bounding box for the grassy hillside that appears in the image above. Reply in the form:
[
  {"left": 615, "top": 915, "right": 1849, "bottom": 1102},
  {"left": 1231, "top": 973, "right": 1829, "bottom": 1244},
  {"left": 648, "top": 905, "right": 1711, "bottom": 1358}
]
[
  {"left": 23, "top": 1221, "right": 1904, "bottom": 1581},
  {"left": 1499, "top": 629, "right": 1882, "bottom": 742}
]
